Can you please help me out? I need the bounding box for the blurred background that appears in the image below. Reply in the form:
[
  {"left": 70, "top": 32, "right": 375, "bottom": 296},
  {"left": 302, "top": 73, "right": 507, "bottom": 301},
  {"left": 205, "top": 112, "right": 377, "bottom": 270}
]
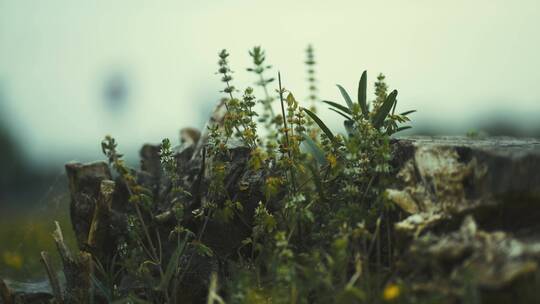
[{"left": 1, "top": 0, "right": 539, "bottom": 280}]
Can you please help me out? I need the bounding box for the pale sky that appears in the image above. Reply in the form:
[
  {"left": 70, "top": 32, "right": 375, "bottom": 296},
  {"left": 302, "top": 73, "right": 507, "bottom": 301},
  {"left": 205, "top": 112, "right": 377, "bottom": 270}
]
[{"left": 1, "top": 0, "right": 539, "bottom": 165}]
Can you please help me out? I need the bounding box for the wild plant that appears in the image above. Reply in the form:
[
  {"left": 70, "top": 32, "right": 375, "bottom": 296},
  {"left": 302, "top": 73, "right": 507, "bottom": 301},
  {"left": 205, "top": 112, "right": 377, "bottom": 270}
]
[
  {"left": 247, "top": 46, "right": 276, "bottom": 125},
  {"left": 101, "top": 136, "right": 201, "bottom": 303},
  {"left": 305, "top": 44, "right": 318, "bottom": 111},
  {"left": 247, "top": 46, "right": 282, "bottom": 159},
  {"left": 86, "top": 46, "right": 416, "bottom": 304}
]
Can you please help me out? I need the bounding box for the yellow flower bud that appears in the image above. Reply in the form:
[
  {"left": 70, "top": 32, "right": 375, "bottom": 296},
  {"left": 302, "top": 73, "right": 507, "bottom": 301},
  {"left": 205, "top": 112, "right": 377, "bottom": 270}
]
[{"left": 382, "top": 284, "right": 400, "bottom": 301}]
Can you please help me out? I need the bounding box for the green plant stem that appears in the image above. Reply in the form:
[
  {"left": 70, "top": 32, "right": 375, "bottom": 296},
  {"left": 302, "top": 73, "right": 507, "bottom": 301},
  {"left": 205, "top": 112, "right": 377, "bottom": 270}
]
[
  {"left": 278, "top": 72, "right": 298, "bottom": 194},
  {"left": 223, "top": 79, "right": 254, "bottom": 148},
  {"left": 258, "top": 73, "right": 275, "bottom": 118},
  {"left": 118, "top": 172, "right": 170, "bottom": 302}
]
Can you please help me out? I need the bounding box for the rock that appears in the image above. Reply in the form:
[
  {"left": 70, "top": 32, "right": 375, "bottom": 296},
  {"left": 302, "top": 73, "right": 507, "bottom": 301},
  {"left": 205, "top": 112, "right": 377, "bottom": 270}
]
[
  {"left": 65, "top": 161, "right": 112, "bottom": 249},
  {"left": 140, "top": 144, "right": 162, "bottom": 179},
  {"left": 65, "top": 161, "right": 130, "bottom": 268},
  {"left": 388, "top": 136, "right": 540, "bottom": 238},
  {"left": 399, "top": 216, "right": 540, "bottom": 303},
  {"left": 1, "top": 278, "right": 54, "bottom": 304}
]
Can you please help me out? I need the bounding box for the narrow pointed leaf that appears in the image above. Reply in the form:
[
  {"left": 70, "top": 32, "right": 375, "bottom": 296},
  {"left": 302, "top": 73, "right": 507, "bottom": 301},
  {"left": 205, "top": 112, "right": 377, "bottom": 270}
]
[
  {"left": 358, "top": 71, "right": 369, "bottom": 117},
  {"left": 159, "top": 234, "right": 188, "bottom": 290},
  {"left": 303, "top": 108, "right": 335, "bottom": 141},
  {"left": 372, "top": 90, "right": 398, "bottom": 129},
  {"left": 329, "top": 108, "right": 352, "bottom": 121},
  {"left": 400, "top": 110, "right": 416, "bottom": 116},
  {"left": 322, "top": 100, "right": 351, "bottom": 114},
  {"left": 336, "top": 84, "right": 354, "bottom": 111},
  {"left": 91, "top": 275, "right": 112, "bottom": 302},
  {"left": 396, "top": 126, "right": 412, "bottom": 133},
  {"left": 302, "top": 133, "right": 327, "bottom": 166}
]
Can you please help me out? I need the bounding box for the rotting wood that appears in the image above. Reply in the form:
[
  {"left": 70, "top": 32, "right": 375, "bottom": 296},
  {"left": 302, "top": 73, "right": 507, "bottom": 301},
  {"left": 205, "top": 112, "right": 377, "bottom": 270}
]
[
  {"left": 87, "top": 179, "right": 115, "bottom": 248},
  {"left": 39, "top": 251, "right": 63, "bottom": 304},
  {"left": 52, "top": 221, "right": 92, "bottom": 304},
  {"left": 0, "top": 278, "right": 13, "bottom": 304}
]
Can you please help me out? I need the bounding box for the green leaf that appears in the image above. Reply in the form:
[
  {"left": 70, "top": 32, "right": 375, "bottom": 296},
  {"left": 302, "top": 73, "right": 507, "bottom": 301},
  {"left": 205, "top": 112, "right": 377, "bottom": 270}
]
[
  {"left": 91, "top": 274, "right": 112, "bottom": 302},
  {"left": 372, "top": 90, "right": 398, "bottom": 129},
  {"left": 358, "top": 71, "right": 369, "bottom": 117},
  {"left": 301, "top": 133, "right": 327, "bottom": 166},
  {"left": 329, "top": 108, "right": 352, "bottom": 121},
  {"left": 396, "top": 126, "right": 412, "bottom": 133},
  {"left": 159, "top": 234, "right": 188, "bottom": 291},
  {"left": 336, "top": 84, "right": 354, "bottom": 111},
  {"left": 322, "top": 100, "right": 351, "bottom": 114},
  {"left": 193, "top": 241, "right": 214, "bottom": 257},
  {"left": 302, "top": 108, "right": 335, "bottom": 142},
  {"left": 400, "top": 110, "right": 416, "bottom": 116}
]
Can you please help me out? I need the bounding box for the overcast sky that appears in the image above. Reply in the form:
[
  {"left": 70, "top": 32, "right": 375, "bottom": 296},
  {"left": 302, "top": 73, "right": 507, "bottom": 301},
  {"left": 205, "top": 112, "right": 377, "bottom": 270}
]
[{"left": 1, "top": 0, "right": 539, "bottom": 165}]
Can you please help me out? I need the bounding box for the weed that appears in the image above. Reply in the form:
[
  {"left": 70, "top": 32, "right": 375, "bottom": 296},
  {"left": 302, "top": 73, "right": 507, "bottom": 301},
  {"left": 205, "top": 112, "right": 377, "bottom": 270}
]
[{"left": 36, "top": 46, "right": 416, "bottom": 303}]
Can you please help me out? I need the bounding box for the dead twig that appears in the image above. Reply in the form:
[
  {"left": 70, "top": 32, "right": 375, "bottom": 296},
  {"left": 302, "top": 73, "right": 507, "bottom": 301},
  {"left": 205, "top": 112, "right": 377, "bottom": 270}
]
[
  {"left": 53, "top": 221, "right": 92, "bottom": 303},
  {"left": 0, "top": 278, "right": 13, "bottom": 304},
  {"left": 40, "top": 251, "right": 64, "bottom": 304}
]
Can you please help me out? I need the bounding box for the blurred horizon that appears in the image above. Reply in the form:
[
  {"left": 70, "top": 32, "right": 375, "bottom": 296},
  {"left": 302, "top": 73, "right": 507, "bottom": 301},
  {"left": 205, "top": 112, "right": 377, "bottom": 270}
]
[{"left": 1, "top": 0, "right": 539, "bottom": 169}]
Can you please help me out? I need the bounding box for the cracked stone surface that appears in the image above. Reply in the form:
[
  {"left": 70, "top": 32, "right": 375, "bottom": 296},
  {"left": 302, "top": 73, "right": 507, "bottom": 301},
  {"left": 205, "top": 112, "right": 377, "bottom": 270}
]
[{"left": 388, "top": 136, "right": 540, "bottom": 238}]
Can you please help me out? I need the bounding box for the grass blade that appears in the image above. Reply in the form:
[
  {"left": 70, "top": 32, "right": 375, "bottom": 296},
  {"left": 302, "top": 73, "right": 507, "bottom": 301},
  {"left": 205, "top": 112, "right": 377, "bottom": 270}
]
[
  {"left": 159, "top": 234, "right": 188, "bottom": 291},
  {"left": 396, "top": 126, "right": 412, "bottom": 133},
  {"left": 91, "top": 274, "right": 112, "bottom": 302},
  {"left": 358, "top": 71, "right": 369, "bottom": 117},
  {"left": 302, "top": 133, "right": 327, "bottom": 166},
  {"left": 303, "top": 108, "right": 335, "bottom": 142},
  {"left": 372, "top": 90, "right": 398, "bottom": 129},
  {"left": 400, "top": 110, "right": 416, "bottom": 116},
  {"left": 336, "top": 84, "right": 354, "bottom": 111},
  {"left": 329, "top": 108, "right": 352, "bottom": 121},
  {"left": 323, "top": 100, "right": 351, "bottom": 114}
]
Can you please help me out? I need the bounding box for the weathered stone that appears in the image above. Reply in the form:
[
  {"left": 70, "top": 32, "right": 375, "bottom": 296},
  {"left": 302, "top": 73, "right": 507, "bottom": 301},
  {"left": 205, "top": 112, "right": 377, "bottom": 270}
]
[
  {"left": 399, "top": 216, "right": 540, "bottom": 303},
  {"left": 139, "top": 144, "right": 162, "bottom": 179},
  {"left": 388, "top": 136, "right": 540, "bottom": 238},
  {"left": 0, "top": 278, "right": 53, "bottom": 304},
  {"left": 65, "top": 161, "right": 112, "bottom": 249}
]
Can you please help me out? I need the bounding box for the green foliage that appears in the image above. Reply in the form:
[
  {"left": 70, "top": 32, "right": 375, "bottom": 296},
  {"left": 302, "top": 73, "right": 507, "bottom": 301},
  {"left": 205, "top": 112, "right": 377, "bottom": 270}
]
[
  {"left": 305, "top": 44, "right": 318, "bottom": 109},
  {"left": 337, "top": 84, "right": 355, "bottom": 111},
  {"left": 358, "top": 71, "right": 369, "bottom": 117},
  {"left": 303, "top": 107, "right": 335, "bottom": 142},
  {"left": 373, "top": 73, "right": 388, "bottom": 108},
  {"left": 91, "top": 46, "right": 419, "bottom": 303},
  {"left": 247, "top": 46, "right": 276, "bottom": 125},
  {"left": 100, "top": 136, "right": 198, "bottom": 303},
  {"left": 211, "top": 50, "right": 416, "bottom": 304},
  {"left": 318, "top": 71, "right": 414, "bottom": 136}
]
